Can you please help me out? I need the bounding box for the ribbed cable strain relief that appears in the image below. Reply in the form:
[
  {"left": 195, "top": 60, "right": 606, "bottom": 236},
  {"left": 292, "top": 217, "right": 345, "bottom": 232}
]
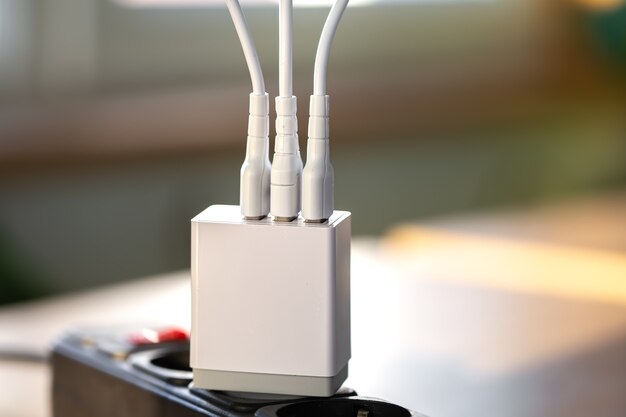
[
  {"left": 241, "top": 92, "right": 271, "bottom": 219},
  {"left": 248, "top": 93, "right": 270, "bottom": 138},
  {"left": 275, "top": 96, "right": 298, "bottom": 139},
  {"left": 309, "top": 94, "right": 329, "bottom": 117},
  {"left": 308, "top": 94, "right": 330, "bottom": 140},
  {"left": 249, "top": 92, "right": 269, "bottom": 114},
  {"left": 302, "top": 95, "right": 333, "bottom": 222},
  {"left": 271, "top": 95, "right": 302, "bottom": 219}
]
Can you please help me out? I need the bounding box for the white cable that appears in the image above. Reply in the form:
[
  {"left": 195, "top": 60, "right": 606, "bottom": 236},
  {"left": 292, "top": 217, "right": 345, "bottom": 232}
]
[
  {"left": 279, "top": 0, "right": 293, "bottom": 98},
  {"left": 313, "top": 0, "right": 349, "bottom": 96},
  {"left": 225, "top": 0, "right": 265, "bottom": 94},
  {"left": 226, "top": 0, "right": 271, "bottom": 219},
  {"left": 302, "top": 0, "right": 349, "bottom": 222},
  {"left": 271, "top": 0, "right": 302, "bottom": 221}
]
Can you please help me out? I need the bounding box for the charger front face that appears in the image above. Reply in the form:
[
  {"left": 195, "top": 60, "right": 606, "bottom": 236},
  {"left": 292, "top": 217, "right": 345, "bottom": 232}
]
[{"left": 190, "top": 205, "right": 351, "bottom": 397}]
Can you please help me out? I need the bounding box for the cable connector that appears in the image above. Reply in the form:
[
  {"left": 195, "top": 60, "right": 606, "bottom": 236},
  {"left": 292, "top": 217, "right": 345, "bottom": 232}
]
[
  {"left": 240, "top": 93, "right": 271, "bottom": 219},
  {"left": 271, "top": 96, "right": 302, "bottom": 221},
  {"left": 302, "top": 94, "right": 333, "bottom": 222}
]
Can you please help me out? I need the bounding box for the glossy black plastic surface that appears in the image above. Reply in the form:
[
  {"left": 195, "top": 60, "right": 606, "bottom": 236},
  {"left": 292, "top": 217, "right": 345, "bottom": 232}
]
[{"left": 51, "top": 328, "right": 423, "bottom": 417}]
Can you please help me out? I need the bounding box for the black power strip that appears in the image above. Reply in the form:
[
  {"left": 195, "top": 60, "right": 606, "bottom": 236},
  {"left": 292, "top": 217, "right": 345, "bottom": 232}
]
[{"left": 51, "top": 326, "right": 425, "bottom": 417}]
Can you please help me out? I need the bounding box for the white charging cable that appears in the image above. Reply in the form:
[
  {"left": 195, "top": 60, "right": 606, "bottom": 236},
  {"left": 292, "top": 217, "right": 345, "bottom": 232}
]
[
  {"left": 226, "top": 0, "right": 271, "bottom": 219},
  {"left": 302, "top": 0, "right": 349, "bottom": 222},
  {"left": 270, "top": 0, "right": 303, "bottom": 222}
]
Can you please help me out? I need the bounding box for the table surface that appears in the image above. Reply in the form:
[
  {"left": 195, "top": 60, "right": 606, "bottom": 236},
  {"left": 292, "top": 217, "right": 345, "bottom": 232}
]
[{"left": 1, "top": 192, "right": 625, "bottom": 417}]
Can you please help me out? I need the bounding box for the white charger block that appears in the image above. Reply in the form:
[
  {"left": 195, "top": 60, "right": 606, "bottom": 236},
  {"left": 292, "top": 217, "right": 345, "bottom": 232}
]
[{"left": 190, "top": 205, "right": 351, "bottom": 396}]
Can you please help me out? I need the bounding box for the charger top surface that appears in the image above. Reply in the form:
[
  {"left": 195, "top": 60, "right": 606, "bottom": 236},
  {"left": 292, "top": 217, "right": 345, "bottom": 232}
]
[{"left": 192, "top": 205, "right": 350, "bottom": 228}]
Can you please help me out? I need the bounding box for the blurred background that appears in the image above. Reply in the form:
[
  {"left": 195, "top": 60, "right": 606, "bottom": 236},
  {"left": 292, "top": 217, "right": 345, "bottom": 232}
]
[
  {"left": 1, "top": 1, "right": 626, "bottom": 417},
  {"left": 0, "top": 0, "right": 625, "bottom": 303}
]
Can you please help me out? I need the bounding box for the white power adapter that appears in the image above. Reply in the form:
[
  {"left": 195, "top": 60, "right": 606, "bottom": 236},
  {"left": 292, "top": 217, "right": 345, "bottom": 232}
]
[
  {"left": 190, "top": 205, "right": 351, "bottom": 396},
  {"left": 193, "top": 0, "right": 352, "bottom": 397}
]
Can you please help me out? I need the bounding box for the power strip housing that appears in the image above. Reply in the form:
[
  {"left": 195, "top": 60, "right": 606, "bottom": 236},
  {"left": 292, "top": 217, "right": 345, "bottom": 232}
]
[{"left": 190, "top": 205, "right": 351, "bottom": 396}]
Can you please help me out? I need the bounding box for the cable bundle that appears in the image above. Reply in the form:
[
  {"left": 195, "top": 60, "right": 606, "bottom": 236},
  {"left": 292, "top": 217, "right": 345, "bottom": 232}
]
[{"left": 226, "top": 0, "right": 349, "bottom": 222}]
